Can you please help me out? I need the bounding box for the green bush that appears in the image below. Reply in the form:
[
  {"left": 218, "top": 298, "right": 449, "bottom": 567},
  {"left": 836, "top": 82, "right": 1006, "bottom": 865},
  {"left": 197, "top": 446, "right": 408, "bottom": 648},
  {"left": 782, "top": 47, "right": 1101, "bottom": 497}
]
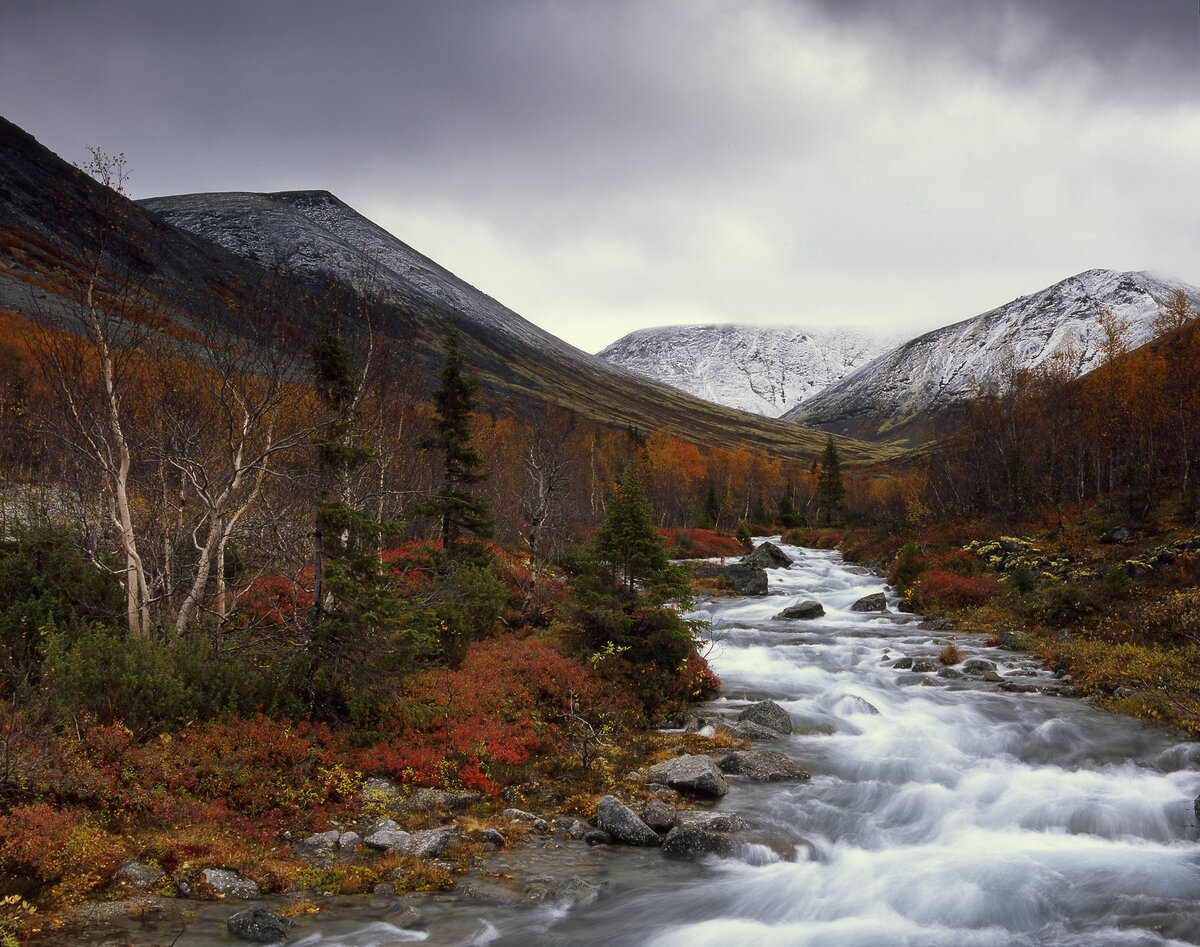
[{"left": 41, "top": 623, "right": 299, "bottom": 734}]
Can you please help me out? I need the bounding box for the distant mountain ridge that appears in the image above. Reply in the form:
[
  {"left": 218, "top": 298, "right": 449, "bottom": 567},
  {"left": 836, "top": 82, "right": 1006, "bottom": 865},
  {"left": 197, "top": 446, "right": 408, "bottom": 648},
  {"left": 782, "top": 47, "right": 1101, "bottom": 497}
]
[
  {"left": 597, "top": 324, "right": 885, "bottom": 418},
  {"left": 785, "top": 268, "right": 1200, "bottom": 444}
]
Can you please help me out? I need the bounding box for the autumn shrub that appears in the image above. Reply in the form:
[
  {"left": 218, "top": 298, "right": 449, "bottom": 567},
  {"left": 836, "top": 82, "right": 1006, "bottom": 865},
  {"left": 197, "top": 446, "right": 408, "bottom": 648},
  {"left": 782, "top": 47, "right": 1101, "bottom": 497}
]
[
  {"left": 938, "top": 643, "right": 962, "bottom": 665},
  {"left": 1028, "top": 581, "right": 1098, "bottom": 630},
  {"left": 908, "top": 570, "right": 1006, "bottom": 613},
  {"left": 889, "top": 541, "right": 926, "bottom": 589},
  {"left": 357, "top": 634, "right": 600, "bottom": 793},
  {"left": 659, "top": 529, "right": 743, "bottom": 560},
  {"left": 0, "top": 804, "right": 126, "bottom": 906},
  {"left": 1094, "top": 589, "right": 1200, "bottom": 647}
]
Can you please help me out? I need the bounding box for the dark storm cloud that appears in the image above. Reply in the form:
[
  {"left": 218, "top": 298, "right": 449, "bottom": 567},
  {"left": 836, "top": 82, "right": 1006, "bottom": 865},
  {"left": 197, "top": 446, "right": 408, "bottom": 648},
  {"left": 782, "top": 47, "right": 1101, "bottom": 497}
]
[
  {"left": 1, "top": 1, "right": 1197, "bottom": 351},
  {"left": 804, "top": 0, "right": 1199, "bottom": 102}
]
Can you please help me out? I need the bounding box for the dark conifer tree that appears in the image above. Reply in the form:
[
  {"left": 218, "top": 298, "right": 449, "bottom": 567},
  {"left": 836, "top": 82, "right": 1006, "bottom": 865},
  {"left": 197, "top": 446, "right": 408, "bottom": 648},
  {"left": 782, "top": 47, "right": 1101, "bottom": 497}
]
[
  {"left": 817, "top": 435, "right": 846, "bottom": 523},
  {"left": 417, "top": 321, "right": 493, "bottom": 556}
]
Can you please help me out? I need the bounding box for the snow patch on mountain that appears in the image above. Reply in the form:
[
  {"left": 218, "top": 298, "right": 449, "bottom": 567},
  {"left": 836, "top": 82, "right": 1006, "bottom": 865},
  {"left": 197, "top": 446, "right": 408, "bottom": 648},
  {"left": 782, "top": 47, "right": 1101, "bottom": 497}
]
[
  {"left": 786, "top": 268, "right": 1200, "bottom": 438},
  {"left": 597, "top": 324, "right": 885, "bottom": 417}
]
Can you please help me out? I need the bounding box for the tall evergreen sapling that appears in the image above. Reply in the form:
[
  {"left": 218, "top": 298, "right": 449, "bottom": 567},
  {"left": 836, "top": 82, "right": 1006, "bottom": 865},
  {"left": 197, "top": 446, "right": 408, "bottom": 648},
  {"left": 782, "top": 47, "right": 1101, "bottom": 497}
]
[
  {"left": 417, "top": 322, "right": 493, "bottom": 556},
  {"left": 817, "top": 435, "right": 846, "bottom": 523}
]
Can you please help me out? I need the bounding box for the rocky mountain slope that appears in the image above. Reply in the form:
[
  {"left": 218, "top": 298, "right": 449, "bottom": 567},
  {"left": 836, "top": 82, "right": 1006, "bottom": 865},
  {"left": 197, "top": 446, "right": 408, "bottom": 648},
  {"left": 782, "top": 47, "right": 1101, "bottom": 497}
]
[
  {"left": 786, "top": 269, "right": 1200, "bottom": 444},
  {"left": 597, "top": 324, "right": 884, "bottom": 418},
  {"left": 0, "top": 115, "right": 873, "bottom": 460}
]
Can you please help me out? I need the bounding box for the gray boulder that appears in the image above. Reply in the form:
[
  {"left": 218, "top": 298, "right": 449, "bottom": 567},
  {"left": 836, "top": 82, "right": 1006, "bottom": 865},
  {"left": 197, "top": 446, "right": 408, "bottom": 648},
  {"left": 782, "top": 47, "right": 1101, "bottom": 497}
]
[
  {"left": 851, "top": 592, "right": 888, "bottom": 612},
  {"left": 646, "top": 754, "right": 729, "bottom": 798},
  {"left": 674, "top": 810, "right": 750, "bottom": 832},
  {"left": 962, "top": 659, "right": 997, "bottom": 674},
  {"left": 741, "top": 541, "right": 793, "bottom": 570},
  {"left": 693, "top": 563, "right": 768, "bottom": 596},
  {"left": 718, "top": 749, "right": 811, "bottom": 782},
  {"left": 736, "top": 699, "right": 793, "bottom": 735},
  {"left": 595, "top": 795, "right": 662, "bottom": 846},
  {"left": 641, "top": 799, "right": 678, "bottom": 832},
  {"left": 338, "top": 831, "right": 361, "bottom": 851},
  {"left": 729, "top": 719, "right": 783, "bottom": 741},
  {"left": 112, "top": 859, "right": 165, "bottom": 891},
  {"left": 202, "top": 868, "right": 260, "bottom": 900},
  {"left": 662, "top": 826, "right": 737, "bottom": 860},
  {"left": 295, "top": 829, "right": 341, "bottom": 856},
  {"left": 891, "top": 657, "right": 914, "bottom": 669},
  {"left": 774, "top": 600, "right": 824, "bottom": 621},
  {"left": 227, "top": 907, "right": 294, "bottom": 943},
  {"left": 911, "top": 658, "right": 940, "bottom": 672},
  {"left": 364, "top": 820, "right": 414, "bottom": 853},
  {"left": 481, "top": 828, "right": 505, "bottom": 847},
  {"left": 406, "top": 825, "right": 461, "bottom": 859}
]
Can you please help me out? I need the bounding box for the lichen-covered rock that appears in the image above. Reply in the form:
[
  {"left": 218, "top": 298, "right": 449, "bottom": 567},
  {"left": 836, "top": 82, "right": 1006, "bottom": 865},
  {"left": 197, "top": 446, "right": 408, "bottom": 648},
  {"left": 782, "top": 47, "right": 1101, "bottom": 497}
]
[
  {"left": 911, "top": 658, "right": 940, "bottom": 672},
  {"left": 295, "top": 829, "right": 341, "bottom": 856},
  {"left": 641, "top": 799, "right": 678, "bottom": 832},
  {"left": 406, "top": 825, "right": 461, "bottom": 860},
  {"left": 646, "top": 755, "right": 729, "bottom": 798},
  {"left": 774, "top": 600, "right": 825, "bottom": 621},
  {"left": 662, "top": 826, "right": 737, "bottom": 860},
  {"left": 740, "top": 541, "right": 793, "bottom": 570},
  {"left": 729, "top": 719, "right": 783, "bottom": 741},
  {"left": 364, "top": 821, "right": 414, "bottom": 853},
  {"left": 718, "top": 749, "right": 811, "bottom": 782},
  {"left": 962, "top": 659, "right": 997, "bottom": 674},
  {"left": 891, "top": 656, "right": 914, "bottom": 669},
  {"left": 227, "top": 907, "right": 294, "bottom": 943},
  {"left": 595, "top": 795, "right": 661, "bottom": 846},
  {"left": 481, "top": 828, "right": 505, "bottom": 847},
  {"left": 112, "top": 859, "right": 165, "bottom": 891},
  {"left": 338, "top": 831, "right": 361, "bottom": 851},
  {"left": 693, "top": 563, "right": 769, "bottom": 596},
  {"left": 851, "top": 592, "right": 888, "bottom": 612},
  {"left": 202, "top": 868, "right": 260, "bottom": 900},
  {"left": 673, "top": 810, "right": 750, "bottom": 832},
  {"left": 736, "top": 699, "right": 793, "bottom": 735}
]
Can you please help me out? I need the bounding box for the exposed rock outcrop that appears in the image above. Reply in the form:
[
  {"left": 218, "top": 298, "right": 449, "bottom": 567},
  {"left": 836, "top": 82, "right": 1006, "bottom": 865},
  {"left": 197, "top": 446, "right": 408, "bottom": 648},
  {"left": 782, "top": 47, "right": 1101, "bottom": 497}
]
[
  {"left": 736, "top": 700, "right": 793, "bottom": 735},
  {"left": 646, "top": 755, "right": 729, "bottom": 798}
]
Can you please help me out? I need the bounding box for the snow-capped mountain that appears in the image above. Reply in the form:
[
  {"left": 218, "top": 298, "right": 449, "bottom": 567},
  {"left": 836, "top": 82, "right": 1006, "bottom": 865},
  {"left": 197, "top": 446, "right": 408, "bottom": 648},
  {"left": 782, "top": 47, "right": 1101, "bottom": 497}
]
[
  {"left": 597, "top": 325, "right": 885, "bottom": 418},
  {"left": 786, "top": 269, "right": 1200, "bottom": 443},
  {"left": 140, "top": 189, "right": 582, "bottom": 360}
]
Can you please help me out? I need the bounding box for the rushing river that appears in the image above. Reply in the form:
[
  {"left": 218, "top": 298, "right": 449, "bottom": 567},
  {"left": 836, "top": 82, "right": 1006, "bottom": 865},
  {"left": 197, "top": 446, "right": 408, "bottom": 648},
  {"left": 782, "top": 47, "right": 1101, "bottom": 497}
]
[{"left": 96, "top": 542, "right": 1200, "bottom": 946}]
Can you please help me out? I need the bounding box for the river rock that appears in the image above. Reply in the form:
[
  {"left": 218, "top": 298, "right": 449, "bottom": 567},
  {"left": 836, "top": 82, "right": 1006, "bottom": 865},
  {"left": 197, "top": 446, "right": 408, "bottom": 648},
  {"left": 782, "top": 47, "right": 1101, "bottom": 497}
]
[
  {"left": 851, "top": 592, "right": 888, "bottom": 612},
  {"left": 693, "top": 563, "right": 769, "bottom": 596},
  {"left": 584, "top": 829, "right": 613, "bottom": 845},
  {"left": 662, "top": 826, "right": 737, "bottom": 860},
  {"left": 202, "top": 868, "right": 260, "bottom": 900},
  {"left": 741, "top": 541, "right": 793, "bottom": 570},
  {"left": 891, "top": 656, "right": 914, "bottom": 669},
  {"left": 364, "top": 821, "right": 414, "bottom": 853},
  {"left": 729, "top": 719, "right": 783, "bottom": 741},
  {"left": 407, "top": 825, "right": 461, "bottom": 859},
  {"left": 503, "top": 807, "right": 536, "bottom": 822},
  {"left": 338, "top": 831, "right": 361, "bottom": 851},
  {"left": 737, "top": 699, "right": 793, "bottom": 735},
  {"left": 595, "top": 795, "right": 662, "bottom": 846},
  {"left": 718, "top": 749, "right": 811, "bottom": 782},
  {"left": 481, "top": 828, "right": 505, "bottom": 847},
  {"left": 911, "top": 658, "right": 940, "bottom": 672},
  {"left": 641, "top": 799, "right": 678, "bottom": 832},
  {"left": 937, "top": 667, "right": 964, "bottom": 679},
  {"left": 962, "top": 659, "right": 997, "bottom": 674},
  {"left": 646, "top": 755, "right": 729, "bottom": 798},
  {"left": 774, "top": 600, "right": 825, "bottom": 620},
  {"left": 295, "top": 829, "right": 341, "bottom": 856},
  {"left": 227, "top": 906, "right": 294, "bottom": 943},
  {"left": 674, "top": 810, "right": 750, "bottom": 833},
  {"left": 112, "top": 859, "right": 165, "bottom": 891},
  {"left": 918, "top": 618, "right": 956, "bottom": 631}
]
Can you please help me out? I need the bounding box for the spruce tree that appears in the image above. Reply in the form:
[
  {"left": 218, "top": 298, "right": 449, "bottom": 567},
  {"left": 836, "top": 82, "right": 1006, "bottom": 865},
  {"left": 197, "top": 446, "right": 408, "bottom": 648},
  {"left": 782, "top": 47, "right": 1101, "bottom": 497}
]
[
  {"left": 817, "top": 435, "right": 846, "bottom": 523},
  {"left": 417, "top": 321, "right": 493, "bottom": 556}
]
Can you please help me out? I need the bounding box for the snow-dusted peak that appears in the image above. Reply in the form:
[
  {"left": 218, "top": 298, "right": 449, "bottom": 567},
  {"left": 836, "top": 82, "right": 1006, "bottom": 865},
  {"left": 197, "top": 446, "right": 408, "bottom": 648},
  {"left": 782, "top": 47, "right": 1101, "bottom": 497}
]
[
  {"left": 787, "top": 268, "right": 1200, "bottom": 441},
  {"left": 597, "top": 323, "right": 886, "bottom": 417}
]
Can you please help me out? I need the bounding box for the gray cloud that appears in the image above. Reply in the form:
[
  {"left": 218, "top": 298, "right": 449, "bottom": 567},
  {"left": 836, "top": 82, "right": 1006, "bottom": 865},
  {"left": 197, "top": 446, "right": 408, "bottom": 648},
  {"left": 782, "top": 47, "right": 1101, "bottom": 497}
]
[{"left": 2, "top": 0, "right": 1197, "bottom": 352}]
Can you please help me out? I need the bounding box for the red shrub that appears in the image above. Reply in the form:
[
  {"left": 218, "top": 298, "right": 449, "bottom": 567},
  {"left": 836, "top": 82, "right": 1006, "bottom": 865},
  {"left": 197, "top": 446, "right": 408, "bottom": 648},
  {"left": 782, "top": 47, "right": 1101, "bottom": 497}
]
[
  {"left": 659, "top": 529, "right": 744, "bottom": 559},
  {"left": 910, "top": 570, "right": 1006, "bottom": 612}
]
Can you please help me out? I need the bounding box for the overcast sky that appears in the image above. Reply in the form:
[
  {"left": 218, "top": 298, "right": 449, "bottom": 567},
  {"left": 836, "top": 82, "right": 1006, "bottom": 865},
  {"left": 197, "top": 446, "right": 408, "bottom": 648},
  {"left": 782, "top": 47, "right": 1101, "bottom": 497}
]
[{"left": 2, "top": 0, "right": 1198, "bottom": 353}]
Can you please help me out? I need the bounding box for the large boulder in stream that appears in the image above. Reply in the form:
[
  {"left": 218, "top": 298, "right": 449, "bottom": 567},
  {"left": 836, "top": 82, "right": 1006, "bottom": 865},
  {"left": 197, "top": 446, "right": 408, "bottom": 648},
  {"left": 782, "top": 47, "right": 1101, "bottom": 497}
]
[
  {"left": 692, "top": 563, "right": 768, "bottom": 596},
  {"left": 227, "top": 907, "right": 294, "bottom": 943},
  {"left": 736, "top": 699, "right": 793, "bottom": 735},
  {"left": 741, "top": 542, "right": 793, "bottom": 570},
  {"left": 774, "top": 600, "right": 825, "bottom": 621},
  {"left": 595, "top": 796, "right": 661, "bottom": 846},
  {"left": 661, "top": 826, "right": 737, "bottom": 860},
  {"left": 718, "top": 749, "right": 811, "bottom": 782},
  {"left": 646, "top": 755, "right": 729, "bottom": 798},
  {"left": 851, "top": 592, "right": 888, "bottom": 612}
]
